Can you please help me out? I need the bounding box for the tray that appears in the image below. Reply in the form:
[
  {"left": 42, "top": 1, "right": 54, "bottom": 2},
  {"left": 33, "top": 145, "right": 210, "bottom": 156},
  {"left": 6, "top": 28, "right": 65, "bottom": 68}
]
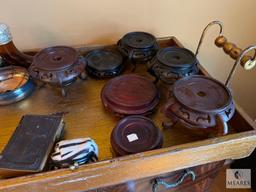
[{"left": 0, "top": 36, "right": 255, "bottom": 192}]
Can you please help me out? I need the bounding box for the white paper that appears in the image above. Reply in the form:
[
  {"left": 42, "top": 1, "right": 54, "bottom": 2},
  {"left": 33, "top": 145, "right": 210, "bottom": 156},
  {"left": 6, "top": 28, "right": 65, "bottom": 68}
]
[{"left": 127, "top": 133, "right": 139, "bottom": 142}]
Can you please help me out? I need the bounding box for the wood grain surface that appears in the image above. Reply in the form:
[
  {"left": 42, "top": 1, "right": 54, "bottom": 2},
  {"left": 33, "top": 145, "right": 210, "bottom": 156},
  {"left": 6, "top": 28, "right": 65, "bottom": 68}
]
[
  {"left": 99, "top": 161, "right": 225, "bottom": 192},
  {"left": 0, "top": 37, "right": 202, "bottom": 160}
]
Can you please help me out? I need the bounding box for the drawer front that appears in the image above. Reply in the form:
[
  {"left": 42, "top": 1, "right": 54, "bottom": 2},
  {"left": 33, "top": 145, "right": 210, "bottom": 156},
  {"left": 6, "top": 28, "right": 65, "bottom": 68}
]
[{"left": 98, "top": 161, "right": 224, "bottom": 192}]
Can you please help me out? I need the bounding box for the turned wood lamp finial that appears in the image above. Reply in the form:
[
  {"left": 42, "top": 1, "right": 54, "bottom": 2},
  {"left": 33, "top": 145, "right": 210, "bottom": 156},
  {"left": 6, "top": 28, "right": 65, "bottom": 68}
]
[{"left": 196, "top": 20, "right": 256, "bottom": 86}]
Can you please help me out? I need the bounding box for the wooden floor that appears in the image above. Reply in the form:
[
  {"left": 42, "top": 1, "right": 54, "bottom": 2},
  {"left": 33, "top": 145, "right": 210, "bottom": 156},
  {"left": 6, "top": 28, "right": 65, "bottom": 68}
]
[{"left": 211, "top": 166, "right": 252, "bottom": 192}]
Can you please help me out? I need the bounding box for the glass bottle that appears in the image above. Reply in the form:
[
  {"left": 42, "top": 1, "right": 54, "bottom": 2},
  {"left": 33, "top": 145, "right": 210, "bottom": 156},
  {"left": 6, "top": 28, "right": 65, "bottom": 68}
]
[{"left": 0, "top": 23, "right": 33, "bottom": 68}]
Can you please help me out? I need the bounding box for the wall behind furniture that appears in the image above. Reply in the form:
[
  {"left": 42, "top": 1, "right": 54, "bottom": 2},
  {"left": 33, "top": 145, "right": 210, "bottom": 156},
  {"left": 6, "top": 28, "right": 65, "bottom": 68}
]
[{"left": 1, "top": 0, "right": 256, "bottom": 120}]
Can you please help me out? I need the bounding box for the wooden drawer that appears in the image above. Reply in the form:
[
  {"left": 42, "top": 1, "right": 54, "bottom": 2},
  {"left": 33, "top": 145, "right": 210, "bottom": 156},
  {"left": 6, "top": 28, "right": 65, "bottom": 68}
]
[
  {"left": 99, "top": 161, "right": 224, "bottom": 192},
  {"left": 0, "top": 37, "right": 255, "bottom": 192}
]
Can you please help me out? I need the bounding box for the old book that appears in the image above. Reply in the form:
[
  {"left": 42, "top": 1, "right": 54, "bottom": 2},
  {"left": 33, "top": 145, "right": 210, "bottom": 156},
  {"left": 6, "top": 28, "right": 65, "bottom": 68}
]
[{"left": 0, "top": 114, "right": 64, "bottom": 177}]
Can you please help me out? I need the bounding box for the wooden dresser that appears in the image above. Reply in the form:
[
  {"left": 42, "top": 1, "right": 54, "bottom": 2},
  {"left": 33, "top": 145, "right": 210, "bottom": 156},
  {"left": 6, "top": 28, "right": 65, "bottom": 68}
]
[{"left": 0, "top": 37, "right": 255, "bottom": 192}]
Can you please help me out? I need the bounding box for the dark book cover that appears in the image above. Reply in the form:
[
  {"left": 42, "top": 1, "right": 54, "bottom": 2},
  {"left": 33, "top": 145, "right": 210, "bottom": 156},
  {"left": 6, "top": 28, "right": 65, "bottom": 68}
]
[{"left": 0, "top": 115, "right": 64, "bottom": 177}]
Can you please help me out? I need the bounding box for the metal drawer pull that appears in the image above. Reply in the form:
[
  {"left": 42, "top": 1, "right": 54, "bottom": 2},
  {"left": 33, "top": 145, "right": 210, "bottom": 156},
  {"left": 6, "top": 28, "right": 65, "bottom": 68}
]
[{"left": 152, "top": 169, "right": 196, "bottom": 192}]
